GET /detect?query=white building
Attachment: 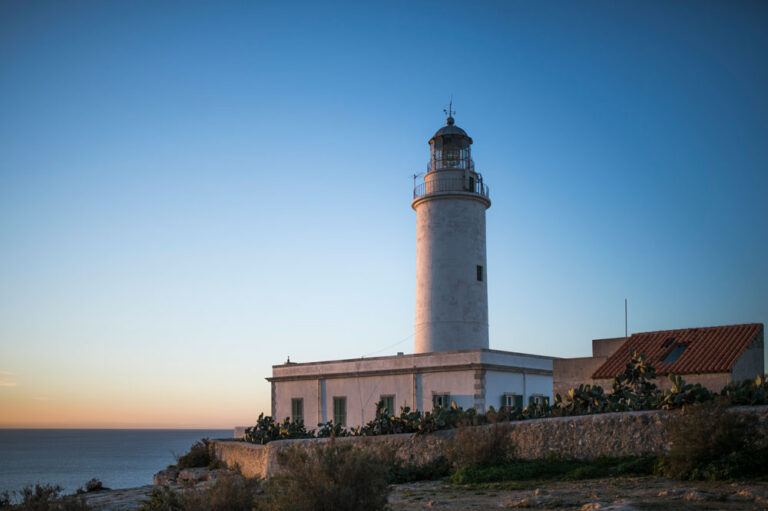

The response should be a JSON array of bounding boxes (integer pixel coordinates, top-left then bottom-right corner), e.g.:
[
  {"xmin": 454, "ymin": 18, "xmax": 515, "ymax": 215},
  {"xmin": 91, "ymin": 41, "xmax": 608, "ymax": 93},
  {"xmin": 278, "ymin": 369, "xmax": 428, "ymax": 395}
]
[{"xmin": 268, "ymin": 114, "xmax": 555, "ymax": 428}]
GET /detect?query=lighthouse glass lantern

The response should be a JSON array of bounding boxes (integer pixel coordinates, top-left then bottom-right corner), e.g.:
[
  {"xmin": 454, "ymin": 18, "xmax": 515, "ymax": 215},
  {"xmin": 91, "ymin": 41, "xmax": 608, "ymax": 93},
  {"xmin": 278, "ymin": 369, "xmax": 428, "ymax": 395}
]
[{"xmin": 429, "ymin": 117, "xmax": 472, "ymax": 171}]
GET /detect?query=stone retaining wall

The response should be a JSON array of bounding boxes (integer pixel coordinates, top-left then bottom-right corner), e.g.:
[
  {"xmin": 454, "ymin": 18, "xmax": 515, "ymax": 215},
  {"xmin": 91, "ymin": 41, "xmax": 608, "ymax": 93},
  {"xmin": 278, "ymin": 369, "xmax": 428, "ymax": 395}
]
[{"xmin": 211, "ymin": 405, "xmax": 768, "ymax": 479}]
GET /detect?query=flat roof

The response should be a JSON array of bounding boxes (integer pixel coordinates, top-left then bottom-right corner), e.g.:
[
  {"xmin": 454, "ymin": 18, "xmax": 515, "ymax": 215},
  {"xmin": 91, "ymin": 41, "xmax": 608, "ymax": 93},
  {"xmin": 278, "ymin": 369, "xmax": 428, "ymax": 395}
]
[{"xmin": 272, "ymin": 347, "xmax": 558, "ymax": 369}]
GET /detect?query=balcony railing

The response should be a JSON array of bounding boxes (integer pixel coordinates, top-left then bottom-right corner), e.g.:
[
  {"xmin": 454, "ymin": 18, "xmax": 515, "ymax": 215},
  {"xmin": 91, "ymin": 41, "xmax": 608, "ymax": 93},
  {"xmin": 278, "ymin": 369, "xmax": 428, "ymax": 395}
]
[
  {"xmin": 413, "ymin": 178, "xmax": 490, "ymax": 200},
  {"xmin": 427, "ymin": 158, "xmax": 475, "ymax": 172}
]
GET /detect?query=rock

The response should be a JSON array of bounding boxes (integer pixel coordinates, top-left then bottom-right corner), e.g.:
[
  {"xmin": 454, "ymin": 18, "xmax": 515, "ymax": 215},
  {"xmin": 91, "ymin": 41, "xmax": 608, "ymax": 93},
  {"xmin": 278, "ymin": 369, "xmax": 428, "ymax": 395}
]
[
  {"xmin": 509, "ymin": 497, "xmax": 543, "ymax": 508},
  {"xmin": 177, "ymin": 468, "xmax": 211, "ymax": 484},
  {"xmin": 727, "ymin": 492, "xmax": 753, "ymax": 502},
  {"xmin": 207, "ymin": 469, "xmax": 224, "ymax": 482},
  {"xmin": 581, "ymin": 503, "xmax": 639, "ymax": 511},
  {"xmin": 82, "ymin": 485, "xmax": 155, "ymax": 511},
  {"xmin": 684, "ymin": 491, "xmax": 715, "ymax": 502},
  {"xmin": 152, "ymin": 468, "xmax": 179, "ymax": 486},
  {"xmin": 657, "ymin": 488, "xmax": 685, "ymax": 498}
]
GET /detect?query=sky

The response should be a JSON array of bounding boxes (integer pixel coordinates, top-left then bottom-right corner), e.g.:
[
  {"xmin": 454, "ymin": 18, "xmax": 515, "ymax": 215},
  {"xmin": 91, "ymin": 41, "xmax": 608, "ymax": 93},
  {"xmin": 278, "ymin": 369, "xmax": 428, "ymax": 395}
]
[{"xmin": 1, "ymin": 1, "xmax": 766, "ymax": 428}]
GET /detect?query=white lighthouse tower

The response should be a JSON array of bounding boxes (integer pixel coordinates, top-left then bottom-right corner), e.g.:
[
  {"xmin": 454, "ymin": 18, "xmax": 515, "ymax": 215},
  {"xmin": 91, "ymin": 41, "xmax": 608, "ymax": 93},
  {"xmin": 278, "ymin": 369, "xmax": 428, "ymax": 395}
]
[
  {"xmin": 412, "ymin": 112, "xmax": 491, "ymax": 353},
  {"xmin": 267, "ymin": 113, "xmax": 555, "ymax": 428}
]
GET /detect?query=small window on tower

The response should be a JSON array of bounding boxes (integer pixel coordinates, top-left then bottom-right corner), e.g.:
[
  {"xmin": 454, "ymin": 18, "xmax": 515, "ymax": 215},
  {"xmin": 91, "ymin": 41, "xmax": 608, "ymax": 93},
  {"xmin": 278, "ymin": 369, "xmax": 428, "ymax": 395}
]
[{"xmin": 476, "ymin": 265, "xmax": 483, "ymax": 281}]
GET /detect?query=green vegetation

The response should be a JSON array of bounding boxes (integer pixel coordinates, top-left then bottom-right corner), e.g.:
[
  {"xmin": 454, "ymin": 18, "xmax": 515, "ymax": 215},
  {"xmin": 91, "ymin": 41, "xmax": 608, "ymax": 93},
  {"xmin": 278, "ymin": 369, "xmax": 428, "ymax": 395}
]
[
  {"xmin": 661, "ymin": 399, "xmax": 768, "ymax": 480},
  {"xmin": 445, "ymin": 399, "xmax": 768, "ymax": 485},
  {"xmin": 0, "ymin": 484, "xmax": 91, "ymax": 511},
  {"xmin": 450, "ymin": 455, "xmax": 657, "ymax": 484},
  {"xmin": 74, "ymin": 479, "xmax": 104, "ymax": 495},
  {"xmin": 386, "ymin": 456, "xmax": 452, "ymax": 484},
  {"xmin": 174, "ymin": 439, "xmax": 223, "ymax": 470},
  {"xmin": 244, "ymin": 415, "xmax": 313, "ymax": 445},
  {"xmin": 244, "ymin": 351, "xmax": 768, "ymax": 444},
  {"xmin": 142, "ymin": 440, "xmax": 390, "ymax": 511}
]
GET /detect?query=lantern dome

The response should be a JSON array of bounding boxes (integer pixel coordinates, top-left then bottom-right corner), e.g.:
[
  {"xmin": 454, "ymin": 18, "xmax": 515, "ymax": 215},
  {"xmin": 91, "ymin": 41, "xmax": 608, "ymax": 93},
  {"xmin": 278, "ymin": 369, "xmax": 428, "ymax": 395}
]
[{"xmin": 429, "ymin": 117, "xmax": 472, "ymax": 143}]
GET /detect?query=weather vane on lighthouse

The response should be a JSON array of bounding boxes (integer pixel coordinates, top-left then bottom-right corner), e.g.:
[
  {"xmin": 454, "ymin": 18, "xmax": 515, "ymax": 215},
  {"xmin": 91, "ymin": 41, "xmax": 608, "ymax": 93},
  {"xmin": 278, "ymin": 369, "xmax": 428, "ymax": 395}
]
[{"xmin": 443, "ymin": 96, "xmax": 455, "ymax": 122}]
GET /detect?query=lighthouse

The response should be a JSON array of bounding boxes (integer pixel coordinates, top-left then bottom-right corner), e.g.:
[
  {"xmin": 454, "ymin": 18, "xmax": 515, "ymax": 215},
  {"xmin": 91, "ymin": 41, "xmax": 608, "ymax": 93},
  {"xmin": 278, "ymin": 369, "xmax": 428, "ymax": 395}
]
[
  {"xmin": 412, "ymin": 113, "xmax": 491, "ymax": 353},
  {"xmin": 267, "ymin": 113, "xmax": 554, "ymax": 428}
]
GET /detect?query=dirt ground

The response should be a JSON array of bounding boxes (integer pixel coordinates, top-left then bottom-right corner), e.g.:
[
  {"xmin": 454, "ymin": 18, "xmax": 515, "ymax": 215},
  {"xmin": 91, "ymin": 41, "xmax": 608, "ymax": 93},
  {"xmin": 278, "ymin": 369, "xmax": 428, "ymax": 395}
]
[
  {"xmin": 387, "ymin": 477, "xmax": 768, "ymax": 510},
  {"xmin": 83, "ymin": 477, "xmax": 768, "ymax": 510}
]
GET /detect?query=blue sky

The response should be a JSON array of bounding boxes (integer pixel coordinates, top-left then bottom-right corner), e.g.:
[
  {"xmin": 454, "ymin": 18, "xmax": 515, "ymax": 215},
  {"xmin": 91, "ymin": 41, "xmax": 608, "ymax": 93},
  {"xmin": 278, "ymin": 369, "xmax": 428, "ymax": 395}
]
[{"xmin": 1, "ymin": 1, "xmax": 766, "ymax": 427}]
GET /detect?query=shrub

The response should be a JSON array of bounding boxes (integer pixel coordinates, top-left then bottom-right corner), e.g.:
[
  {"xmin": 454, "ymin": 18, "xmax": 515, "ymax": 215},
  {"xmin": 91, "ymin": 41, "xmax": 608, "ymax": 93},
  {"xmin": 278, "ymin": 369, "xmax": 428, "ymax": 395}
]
[
  {"xmin": 659, "ymin": 374, "xmax": 713, "ymax": 410},
  {"xmin": 3, "ymin": 484, "xmax": 91, "ymax": 511},
  {"xmin": 139, "ymin": 473, "xmax": 261, "ymax": 511},
  {"xmin": 445, "ymin": 424, "xmax": 515, "ymax": 470},
  {"xmin": 450, "ymin": 455, "xmax": 657, "ymax": 484},
  {"xmin": 245, "ymin": 414, "xmax": 314, "ymax": 444},
  {"xmin": 264, "ymin": 439, "xmax": 389, "ymax": 511},
  {"xmin": 83, "ymin": 479, "xmax": 102, "ymax": 493},
  {"xmin": 180, "ymin": 473, "xmax": 261, "ymax": 511},
  {"xmin": 315, "ymin": 420, "xmax": 350, "ymax": 438},
  {"xmin": 139, "ymin": 487, "xmax": 183, "ymax": 511},
  {"xmin": 387, "ymin": 456, "xmax": 452, "ymax": 483},
  {"xmin": 663, "ymin": 399, "xmax": 768, "ymax": 480},
  {"xmin": 176, "ymin": 439, "xmax": 212, "ymax": 469},
  {"xmin": 371, "ymin": 443, "xmax": 451, "ymax": 483},
  {"xmin": 721, "ymin": 375, "xmax": 768, "ymax": 405}
]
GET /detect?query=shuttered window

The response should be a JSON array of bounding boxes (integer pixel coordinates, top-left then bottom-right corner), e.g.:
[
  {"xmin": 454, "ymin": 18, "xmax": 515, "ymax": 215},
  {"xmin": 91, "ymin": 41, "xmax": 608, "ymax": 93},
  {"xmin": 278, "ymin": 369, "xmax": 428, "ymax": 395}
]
[
  {"xmin": 333, "ymin": 397, "xmax": 346, "ymax": 426},
  {"xmin": 502, "ymin": 394, "xmax": 523, "ymax": 409},
  {"xmin": 380, "ymin": 395, "xmax": 395, "ymax": 415},
  {"xmin": 291, "ymin": 398, "xmax": 303, "ymax": 423}
]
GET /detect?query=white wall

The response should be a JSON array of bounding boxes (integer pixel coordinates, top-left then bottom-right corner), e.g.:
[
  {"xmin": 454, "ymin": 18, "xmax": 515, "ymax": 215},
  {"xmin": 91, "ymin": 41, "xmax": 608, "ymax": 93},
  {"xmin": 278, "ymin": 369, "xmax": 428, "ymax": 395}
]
[
  {"xmin": 420, "ymin": 369, "xmax": 476, "ymax": 410},
  {"xmin": 271, "ymin": 350, "xmax": 555, "ymax": 428},
  {"xmin": 485, "ymin": 370, "xmax": 553, "ymax": 410},
  {"xmin": 414, "ymin": 193, "xmax": 489, "ymax": 353}
]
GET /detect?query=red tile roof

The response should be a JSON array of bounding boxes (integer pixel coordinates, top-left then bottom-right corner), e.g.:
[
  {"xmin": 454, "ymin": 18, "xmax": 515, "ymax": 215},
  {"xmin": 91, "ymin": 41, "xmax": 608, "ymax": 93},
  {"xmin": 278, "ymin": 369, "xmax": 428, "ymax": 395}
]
[{"xmin": 592, "ymin": 323, "xmax": 764, "ymax": 379}]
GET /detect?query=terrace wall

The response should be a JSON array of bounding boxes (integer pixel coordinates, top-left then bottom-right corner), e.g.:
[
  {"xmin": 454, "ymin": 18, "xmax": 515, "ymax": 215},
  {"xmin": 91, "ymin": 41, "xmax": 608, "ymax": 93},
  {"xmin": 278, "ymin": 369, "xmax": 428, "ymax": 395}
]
[{"xmin": 211, "ymin": 405, "xmax": 768, "ymax": 479}]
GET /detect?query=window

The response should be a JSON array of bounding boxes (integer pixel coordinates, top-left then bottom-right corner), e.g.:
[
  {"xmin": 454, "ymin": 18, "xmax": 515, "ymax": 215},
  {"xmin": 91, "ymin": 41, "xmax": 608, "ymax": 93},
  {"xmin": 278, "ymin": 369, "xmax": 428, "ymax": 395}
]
[
  {"xmin": 380, "ymin": 395, "xmax": 395, "ymax": 416},
  {"xmin": 662, "ymin": 344, "xmax": 687, "ymax": 364},
  {"xmin": 502, "ymin": 394, "xmax": 523, "ymax": 409},
  {"xmin": 476, "ymin": 265, "xmax": 483, "ymax": 282},
  {"xmin": 432, "ymin": 393, "xmax": 451, "ymax": 409},
  {"xmin": 291, "ymin": 398, "xmax": 303, "ymax": 423},
  {"xmin": 333, "ymin": 397, "xmax": 347, "ymax": 426},
  {"xmin": 529, "ymin": 395, "xmax": 549, "ymax": 406}
]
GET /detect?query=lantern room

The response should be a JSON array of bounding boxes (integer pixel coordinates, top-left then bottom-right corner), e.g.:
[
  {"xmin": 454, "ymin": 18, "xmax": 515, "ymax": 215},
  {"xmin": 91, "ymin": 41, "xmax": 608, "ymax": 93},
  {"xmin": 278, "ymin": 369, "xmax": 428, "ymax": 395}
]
[{"xmin": 428, "ymin": 116, "xmax": 474, "ymax": 172}]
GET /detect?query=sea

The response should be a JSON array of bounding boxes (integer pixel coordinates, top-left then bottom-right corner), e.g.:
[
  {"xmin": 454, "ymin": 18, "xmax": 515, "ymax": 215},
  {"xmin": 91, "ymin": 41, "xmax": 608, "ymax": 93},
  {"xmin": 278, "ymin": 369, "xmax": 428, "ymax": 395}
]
[{"xmin": 0, "ymin": 429, "xmax": 231, "ymax": 495}]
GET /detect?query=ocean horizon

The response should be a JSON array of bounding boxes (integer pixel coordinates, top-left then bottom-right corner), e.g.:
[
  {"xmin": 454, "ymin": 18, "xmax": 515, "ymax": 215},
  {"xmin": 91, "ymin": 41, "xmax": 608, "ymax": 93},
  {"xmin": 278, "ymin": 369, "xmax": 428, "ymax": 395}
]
[{"xmin": 0, "ymin": 428, "xmax": 232, "ymax": 495}]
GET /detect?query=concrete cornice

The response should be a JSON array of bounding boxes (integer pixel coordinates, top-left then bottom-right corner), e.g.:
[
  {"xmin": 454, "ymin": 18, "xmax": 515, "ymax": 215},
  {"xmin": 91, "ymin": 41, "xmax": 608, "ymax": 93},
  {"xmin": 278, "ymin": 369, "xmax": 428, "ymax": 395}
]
[
  {"xmin": 411, "ymin": 191, "xmax": 491, "ymax": 210},
  {"xmin": 272, "ymin": 348, "xmax": 557, "ymax": 370},
  {"xmin": 266, "ymin": 362, "xmax": 553, "ymax": 383}
]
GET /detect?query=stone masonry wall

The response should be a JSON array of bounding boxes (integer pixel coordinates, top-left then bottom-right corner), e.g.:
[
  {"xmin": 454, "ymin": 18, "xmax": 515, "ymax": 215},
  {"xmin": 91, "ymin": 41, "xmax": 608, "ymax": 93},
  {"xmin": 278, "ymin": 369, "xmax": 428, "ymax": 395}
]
[{"xmin": 211, "ymin": 405, "xmax": 768, "ymax": 479}]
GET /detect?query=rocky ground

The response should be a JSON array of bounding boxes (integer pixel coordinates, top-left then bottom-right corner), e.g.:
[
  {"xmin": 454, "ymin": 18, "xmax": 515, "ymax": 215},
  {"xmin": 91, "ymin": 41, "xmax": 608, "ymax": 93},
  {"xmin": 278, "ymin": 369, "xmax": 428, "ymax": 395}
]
[
  {"xmin": 81, "ymin": 485, "xmax": 154, "ymax": 511},
  {"xmin": 388, "ymin": 477, "xmax": 768, "ymax": 510},
  {"xmin": 81, "ymin": 475, "xmax": 768, "ymax": 510}
]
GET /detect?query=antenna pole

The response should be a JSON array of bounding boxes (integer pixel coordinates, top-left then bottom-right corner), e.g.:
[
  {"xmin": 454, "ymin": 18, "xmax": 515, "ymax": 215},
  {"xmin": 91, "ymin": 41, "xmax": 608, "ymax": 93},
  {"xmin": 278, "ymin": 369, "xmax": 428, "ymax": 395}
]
[{"xmin": 624, "ymin": 298, "xmax": 628, "ymax": 342}]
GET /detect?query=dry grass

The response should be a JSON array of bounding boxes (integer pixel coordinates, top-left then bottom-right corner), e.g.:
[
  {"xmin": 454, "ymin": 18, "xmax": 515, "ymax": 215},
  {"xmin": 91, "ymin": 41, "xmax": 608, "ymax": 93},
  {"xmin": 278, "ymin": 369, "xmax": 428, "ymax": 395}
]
[
  {"xmin": 264, "ymin": 438, "xmax": 390, "ymax": 511},
  {"xmin": 445, "ymin": 424, "xmax": 516, "ymax": 470}
]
